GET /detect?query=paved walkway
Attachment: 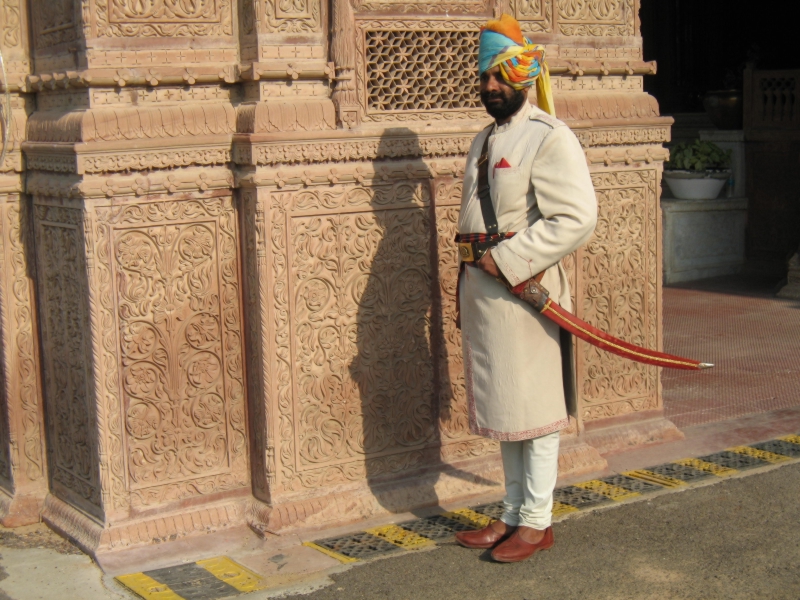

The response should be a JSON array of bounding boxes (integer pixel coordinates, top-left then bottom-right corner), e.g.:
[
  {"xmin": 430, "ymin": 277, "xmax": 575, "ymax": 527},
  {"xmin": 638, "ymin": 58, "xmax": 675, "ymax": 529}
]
[
  {"xmin": 284, "ymin": 462, "xmax": 800, "ymax": 600},
  {"xmin": 663, "ymin": 274, "xmax": 800, "ymax": 428}
]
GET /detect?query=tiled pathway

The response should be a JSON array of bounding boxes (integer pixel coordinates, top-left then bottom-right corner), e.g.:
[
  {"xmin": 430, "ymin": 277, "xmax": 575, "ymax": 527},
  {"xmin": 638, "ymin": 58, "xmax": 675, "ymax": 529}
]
[{"xmin": 663, "ymin": 275, "xmax": 800, "ymax": 428}]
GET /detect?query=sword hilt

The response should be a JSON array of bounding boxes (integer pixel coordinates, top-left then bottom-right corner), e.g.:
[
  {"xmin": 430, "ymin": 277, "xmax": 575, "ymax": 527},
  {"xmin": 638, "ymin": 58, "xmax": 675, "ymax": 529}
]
[{"xmin": 506, "ymin": 277, "xmax": 551, "ymax": 312}]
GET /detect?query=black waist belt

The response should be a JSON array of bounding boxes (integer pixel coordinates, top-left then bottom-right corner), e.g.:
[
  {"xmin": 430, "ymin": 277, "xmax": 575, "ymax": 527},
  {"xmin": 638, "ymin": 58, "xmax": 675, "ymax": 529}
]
[{"xmin": 454, "ymin": 232, "xmax": 516, "ymax": 262}]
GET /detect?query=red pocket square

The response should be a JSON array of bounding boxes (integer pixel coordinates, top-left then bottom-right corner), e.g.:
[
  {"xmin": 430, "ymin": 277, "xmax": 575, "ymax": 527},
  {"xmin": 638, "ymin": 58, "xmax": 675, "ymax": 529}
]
[{"xmin": 493, "ymin": 157, "xmax": 512, "ymax": 177}]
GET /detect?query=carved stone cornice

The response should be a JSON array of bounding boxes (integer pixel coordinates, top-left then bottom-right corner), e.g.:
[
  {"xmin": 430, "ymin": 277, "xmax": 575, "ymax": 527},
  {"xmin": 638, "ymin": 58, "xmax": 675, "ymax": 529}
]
[
  {"xmin": 549, "ymin": 60, "xmax": 656, "ymax": 77},
  {"xmin": 571, "ymin": 122, "xmax": 672, "ymax": 148},
  {"xmin": 9, "ymin": 60, "xmax": 653, "ymax": 95},
  {"xmin": 585, "ymin": 146, "xmax": 669, "ymax": 167},
  {"xmin": 234, "ymin": 143, "xmax": 668, "ymax": 190},
  {"xmin": 555, "ymin": 92, "xmax": 661, "ymax": 122},
  {"xmin": 236, "ymin": 159, "xmax": 467, "ymax": 190},
  {"xmin": 355, "ymin": 0, "xmax": 492, "ymax": 15},
  {"xmin": 14, "ymin": 61, "xmax": 333, "ymax": 94},
  {"xmin": 24, "ymin": 137, "xmax": 233, "ymax": 175},
  {"xmin": 26, "ymin": 105, "xmax": 236, "ymax": 144},
  {"xmin": 234, "ymin": 128, "xmax": 484, "ymax": 166},
  {"xmin": 26, "ymin": 166, "xmax": 234, "ymax": 199},
  {"xmin": 23, "ymin": 115, "xmax": 671, "ymax": 175}
]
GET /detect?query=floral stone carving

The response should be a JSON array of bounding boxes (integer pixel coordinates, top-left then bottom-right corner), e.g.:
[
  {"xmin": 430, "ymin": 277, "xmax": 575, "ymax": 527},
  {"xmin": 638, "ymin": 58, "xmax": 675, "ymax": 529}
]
[{"xmin": 32, "ymin": 194, "xmax": 249, "ymax": 551}]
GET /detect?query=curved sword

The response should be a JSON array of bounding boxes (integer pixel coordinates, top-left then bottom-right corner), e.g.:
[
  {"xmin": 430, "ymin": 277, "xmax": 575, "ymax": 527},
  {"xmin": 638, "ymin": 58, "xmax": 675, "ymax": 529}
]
[{"xmin": 508, "ymin": 277, "xmax": 713, "ymax": 371}]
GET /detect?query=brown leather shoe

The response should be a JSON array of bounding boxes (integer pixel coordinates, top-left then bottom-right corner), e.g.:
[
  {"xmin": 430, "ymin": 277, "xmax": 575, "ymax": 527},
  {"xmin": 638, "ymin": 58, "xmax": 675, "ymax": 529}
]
[
  {"xmin": 490, "ymin": 526, "xmax": 554, "ymax": 562},
  {"xmin": 455, "ymin": 522, "xmax": 516, "ymax": 549}
]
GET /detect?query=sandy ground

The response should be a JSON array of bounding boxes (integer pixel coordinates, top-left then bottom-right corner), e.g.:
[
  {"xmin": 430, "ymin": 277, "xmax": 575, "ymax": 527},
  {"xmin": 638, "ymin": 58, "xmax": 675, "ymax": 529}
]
[{"xmin": 0, "ymin": 525, "xmax": 129, "ymax": 600}]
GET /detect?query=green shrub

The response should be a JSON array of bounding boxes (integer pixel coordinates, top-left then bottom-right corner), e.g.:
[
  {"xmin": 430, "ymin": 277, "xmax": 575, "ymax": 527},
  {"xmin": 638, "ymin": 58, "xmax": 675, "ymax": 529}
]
[{"xmin": 666, "ymin": 140, "xmax": 732, "ymax": 172}]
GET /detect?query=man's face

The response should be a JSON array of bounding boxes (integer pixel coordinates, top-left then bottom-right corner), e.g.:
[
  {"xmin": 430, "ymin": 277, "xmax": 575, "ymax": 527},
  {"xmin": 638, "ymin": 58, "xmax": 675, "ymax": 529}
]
[{"xmin": 480, "ymin": 66, "xmax": 526, "ymax": 120}]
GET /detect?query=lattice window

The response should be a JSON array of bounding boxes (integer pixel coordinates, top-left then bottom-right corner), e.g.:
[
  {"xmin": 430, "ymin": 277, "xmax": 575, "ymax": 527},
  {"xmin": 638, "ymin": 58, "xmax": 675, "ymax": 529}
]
[{"xmin": 365, "ymin": 30, "xmax": 482, "ymax": 112}]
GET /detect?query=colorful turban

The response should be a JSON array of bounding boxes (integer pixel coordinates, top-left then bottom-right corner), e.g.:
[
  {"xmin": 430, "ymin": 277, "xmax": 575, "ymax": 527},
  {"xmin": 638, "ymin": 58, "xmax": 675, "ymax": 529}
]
[{"xmin": 478, "ymin": 14, "xmax": 555, "ymax": 116}]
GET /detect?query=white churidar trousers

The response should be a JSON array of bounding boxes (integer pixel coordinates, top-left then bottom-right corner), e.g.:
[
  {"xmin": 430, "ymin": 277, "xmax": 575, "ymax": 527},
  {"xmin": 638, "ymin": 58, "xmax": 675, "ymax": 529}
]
[{"xmin": 499, "ymin": 431, "xmax": 560, "ymax": 529}]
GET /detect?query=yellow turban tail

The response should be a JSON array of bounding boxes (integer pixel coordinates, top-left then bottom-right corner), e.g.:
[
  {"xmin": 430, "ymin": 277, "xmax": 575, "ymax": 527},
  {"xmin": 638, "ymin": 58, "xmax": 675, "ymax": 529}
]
[{"xmin": 535, "ymin": 63, "xmax": 555, "ymax": 117}]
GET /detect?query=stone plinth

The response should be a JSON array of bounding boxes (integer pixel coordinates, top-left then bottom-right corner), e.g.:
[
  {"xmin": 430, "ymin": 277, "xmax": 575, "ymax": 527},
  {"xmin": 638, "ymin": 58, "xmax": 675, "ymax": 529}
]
[{"xmin": 662, "ymin": 197, "xmax": 748, "ymax": 284}]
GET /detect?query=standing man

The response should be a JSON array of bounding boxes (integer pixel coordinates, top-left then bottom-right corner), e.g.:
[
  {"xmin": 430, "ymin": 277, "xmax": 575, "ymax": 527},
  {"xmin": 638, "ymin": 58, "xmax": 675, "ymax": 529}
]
[{"xmin": 454, "ymin": 14, "xmax": 597, "ymax": 563}]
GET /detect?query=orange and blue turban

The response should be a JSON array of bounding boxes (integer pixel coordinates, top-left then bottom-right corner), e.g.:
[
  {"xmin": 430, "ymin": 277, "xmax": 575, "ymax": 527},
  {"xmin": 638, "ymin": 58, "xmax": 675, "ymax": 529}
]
[{"xmin": 478, "ymin": 14, "xmax": 555, "ymax": 116}]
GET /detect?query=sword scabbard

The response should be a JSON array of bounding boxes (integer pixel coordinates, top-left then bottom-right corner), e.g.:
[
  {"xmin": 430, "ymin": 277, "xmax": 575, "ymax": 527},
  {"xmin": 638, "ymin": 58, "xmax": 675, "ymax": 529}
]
[{"xmin": 501, "ymin": 273, "xmax": 711, "ymax": 371}]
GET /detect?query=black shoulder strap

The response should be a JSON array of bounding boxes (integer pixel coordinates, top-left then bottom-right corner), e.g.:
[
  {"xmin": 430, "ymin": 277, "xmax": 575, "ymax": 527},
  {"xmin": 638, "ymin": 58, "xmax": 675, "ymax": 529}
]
[{"xmin": 477, "ymin": 129, "xmax": 499, "ymax": 235}]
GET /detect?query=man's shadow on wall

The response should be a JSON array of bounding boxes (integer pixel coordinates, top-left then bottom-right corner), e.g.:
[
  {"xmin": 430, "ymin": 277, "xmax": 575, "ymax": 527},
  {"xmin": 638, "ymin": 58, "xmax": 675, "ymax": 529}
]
[{"xmin": 348, "ymin": 128, "xmax": 499, "ymax": 515}]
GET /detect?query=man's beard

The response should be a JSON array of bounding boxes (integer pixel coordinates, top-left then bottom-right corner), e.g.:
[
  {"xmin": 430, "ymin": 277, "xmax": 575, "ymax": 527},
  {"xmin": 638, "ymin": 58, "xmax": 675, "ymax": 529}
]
[{"xmin": 481, "ymin": 88, "xmax": 527, "ymax": 120}]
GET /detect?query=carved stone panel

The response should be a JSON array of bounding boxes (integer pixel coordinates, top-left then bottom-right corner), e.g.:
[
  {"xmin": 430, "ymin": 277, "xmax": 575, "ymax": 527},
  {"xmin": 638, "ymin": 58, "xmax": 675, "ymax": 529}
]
[
  {"xmin": 432, "ymin": 178, "xmax": 468, "ymax": 441},
  {"xmin": 2, "ymin": 0, "xmax": 24, "ymax": 49},
  {"xmin": 96, "ymin": 0, "xmax": 233, "ymax": 37},
  {"xmin": 511, "ymin": 0, "xmax": 554, "ymax": 33},
  {"xmin": 577, "ymin": 169, "xmax": 659, "ymax": 421},
  {"xmin": 240, "ymin": 188, "xmax": 272, "ymax": 501},
  {"xmin": 33, "ymin": 203, "xmax": 102, "ymax": 517},
  {"xmin": 95, "ymin": 196, "xmax": 249, "ymax": 509},
  {"xmin": 261, "ymin": 0, "xmax": 321, "ymax": 33},
  {"xmin": 0, "ymin": 201, "xmax": 10, "ymax": 485},
  {"xmin": 0, "ymin": 198, "xmax": 47, "ymax": 515},
  {"xmin": 355, "ymin": 0, "xmax": 491, "ymax": 16},
  {"xmin": 261, "ymin": 179, "xmax": 445, "ymax": 493},
  {"xmin": 556, "ymin": 0, "xmax": 636, "ymax": 37}
]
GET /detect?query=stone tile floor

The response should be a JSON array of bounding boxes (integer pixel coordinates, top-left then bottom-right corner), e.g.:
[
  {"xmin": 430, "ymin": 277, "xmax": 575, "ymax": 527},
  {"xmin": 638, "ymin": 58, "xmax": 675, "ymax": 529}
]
[{"xmin": 663, "ymin": 274, "xmax": 800, "ymax": 428}]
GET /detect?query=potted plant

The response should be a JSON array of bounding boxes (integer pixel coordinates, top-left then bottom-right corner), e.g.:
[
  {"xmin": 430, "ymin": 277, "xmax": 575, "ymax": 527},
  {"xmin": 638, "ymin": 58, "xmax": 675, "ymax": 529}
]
[{"xmin": 663, "ymin": 140, "xmax": 732, "ymax": 200}]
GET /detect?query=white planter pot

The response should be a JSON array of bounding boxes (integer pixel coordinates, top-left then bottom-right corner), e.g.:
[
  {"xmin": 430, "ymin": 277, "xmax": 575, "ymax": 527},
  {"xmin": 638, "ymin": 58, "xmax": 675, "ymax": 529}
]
[{"xmin": 663, "ymin": 170, "xmax": 729, "ymax": 200}]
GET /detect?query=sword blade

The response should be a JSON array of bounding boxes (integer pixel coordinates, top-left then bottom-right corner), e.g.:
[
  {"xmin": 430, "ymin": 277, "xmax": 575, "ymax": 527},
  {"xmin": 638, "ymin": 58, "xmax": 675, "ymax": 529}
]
[{"xmin": 541, "ymin": 300, "xmax": 711, "ymax": 371}]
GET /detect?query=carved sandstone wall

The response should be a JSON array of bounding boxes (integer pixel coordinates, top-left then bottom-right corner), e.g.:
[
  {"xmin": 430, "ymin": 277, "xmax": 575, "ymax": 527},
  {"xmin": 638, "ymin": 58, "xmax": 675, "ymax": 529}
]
[{"xmin": 0, "ymin": 0, "xmax": 676, "ymax": 552}]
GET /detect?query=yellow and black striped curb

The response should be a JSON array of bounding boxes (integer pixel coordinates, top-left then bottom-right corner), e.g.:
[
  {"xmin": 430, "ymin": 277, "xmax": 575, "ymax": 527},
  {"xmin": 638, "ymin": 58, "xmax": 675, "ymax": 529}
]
[
  {"xmin": 305, "ymin": 435, "xmax": 800, "ymax": 564},
  {"xmin": 114, "ymin": 435, "xmax": 800, "ymax": 598},
  {"xmin": 116, "ymin": 556, "xmax": 268, "ymax": 600}
]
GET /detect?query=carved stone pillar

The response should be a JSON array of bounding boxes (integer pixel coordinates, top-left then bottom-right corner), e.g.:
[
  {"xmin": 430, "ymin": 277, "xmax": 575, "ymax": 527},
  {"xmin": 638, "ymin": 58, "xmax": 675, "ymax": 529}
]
[
  {"xmin": 22, "ymin": 0, "xmax": 251, "ymax": 554},
  {"xmin": 0, "ymin": 0, "xmax": 49, "ymax": 527},
  {"xmin": 238, "ymin": 133, "xmax": 512, "ymax": 533}
]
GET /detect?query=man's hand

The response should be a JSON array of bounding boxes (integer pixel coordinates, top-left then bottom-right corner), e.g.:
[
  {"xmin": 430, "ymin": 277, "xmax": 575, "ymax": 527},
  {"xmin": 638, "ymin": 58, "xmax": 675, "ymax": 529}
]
[{"xmin": 477, "ymin": 249, "xmax": 501, "ymax": 278}]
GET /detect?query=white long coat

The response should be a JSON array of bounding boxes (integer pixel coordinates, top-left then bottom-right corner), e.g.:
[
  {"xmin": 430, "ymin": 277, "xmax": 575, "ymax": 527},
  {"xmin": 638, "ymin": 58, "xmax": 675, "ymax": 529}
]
[{"xmin": 458, "ymin": 101, "xmax": 597, "ymax": 441}]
